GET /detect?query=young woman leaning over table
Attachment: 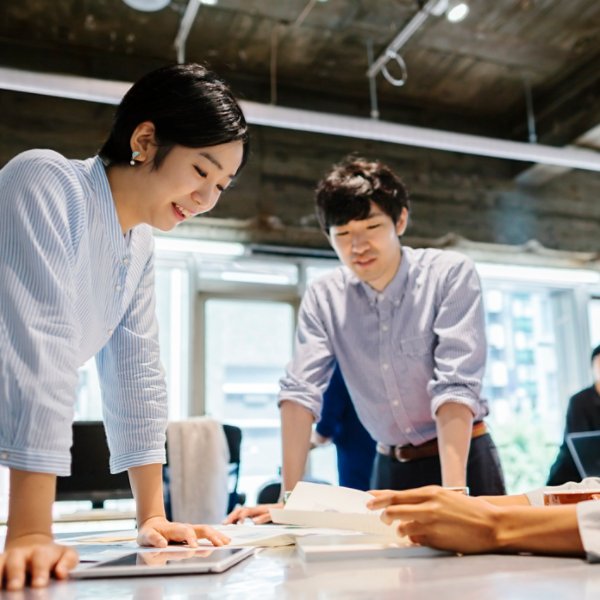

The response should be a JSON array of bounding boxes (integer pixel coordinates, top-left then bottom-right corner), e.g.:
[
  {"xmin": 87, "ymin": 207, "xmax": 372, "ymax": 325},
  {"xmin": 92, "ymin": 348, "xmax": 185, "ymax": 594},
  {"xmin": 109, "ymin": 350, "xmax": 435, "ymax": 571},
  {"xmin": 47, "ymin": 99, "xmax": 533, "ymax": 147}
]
[{"xmin": 0, "ymin": 63, "xmax": 249, "ymax": 590}]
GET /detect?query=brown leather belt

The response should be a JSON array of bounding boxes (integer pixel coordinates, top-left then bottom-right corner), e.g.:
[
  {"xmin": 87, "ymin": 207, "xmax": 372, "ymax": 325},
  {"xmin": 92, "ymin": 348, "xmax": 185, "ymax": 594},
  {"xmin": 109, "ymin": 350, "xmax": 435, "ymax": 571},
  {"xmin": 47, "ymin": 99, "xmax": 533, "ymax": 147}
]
[{"xmin": 376, "ymin": 421, "xmax": 488, "ymax": 463}]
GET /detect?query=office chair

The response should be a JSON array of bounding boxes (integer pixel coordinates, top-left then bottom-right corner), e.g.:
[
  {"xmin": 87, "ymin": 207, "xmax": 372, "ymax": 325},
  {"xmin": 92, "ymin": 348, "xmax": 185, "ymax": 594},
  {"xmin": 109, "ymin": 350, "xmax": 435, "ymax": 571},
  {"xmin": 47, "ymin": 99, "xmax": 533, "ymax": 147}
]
[
  {"xmin": 222, "ymin": 424, "xmax": 245, "ymax": 512},
  {"xmin": 163, "ymin": 423, "xmax": 244, "ymax": 519}
]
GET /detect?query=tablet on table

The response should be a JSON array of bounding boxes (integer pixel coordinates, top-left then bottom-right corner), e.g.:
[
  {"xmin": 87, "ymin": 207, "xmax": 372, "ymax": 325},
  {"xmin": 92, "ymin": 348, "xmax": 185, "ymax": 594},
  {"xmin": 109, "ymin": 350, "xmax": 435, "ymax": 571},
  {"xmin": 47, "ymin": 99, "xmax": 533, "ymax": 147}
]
[{"xmin": 70, "ymin": 546, "xmax": 255, "ymax": 579}]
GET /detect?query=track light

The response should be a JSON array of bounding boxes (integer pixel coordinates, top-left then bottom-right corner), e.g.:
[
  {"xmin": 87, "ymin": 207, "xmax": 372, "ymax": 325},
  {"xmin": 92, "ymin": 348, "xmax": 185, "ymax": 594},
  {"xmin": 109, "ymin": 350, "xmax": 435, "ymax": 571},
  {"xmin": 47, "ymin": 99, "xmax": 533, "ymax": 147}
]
[
  {"xmin": 446, "ymin": 2, "xmax": 469, "ymax": 23},
  {"xmin": 122, "ymin": 0, "xmax": 170, "ymax": 11}
]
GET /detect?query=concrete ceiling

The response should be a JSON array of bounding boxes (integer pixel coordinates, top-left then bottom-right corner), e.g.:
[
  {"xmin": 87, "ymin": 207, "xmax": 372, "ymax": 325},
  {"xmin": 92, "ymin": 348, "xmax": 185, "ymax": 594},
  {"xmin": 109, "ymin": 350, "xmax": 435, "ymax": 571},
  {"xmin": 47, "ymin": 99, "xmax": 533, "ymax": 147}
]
[
  {"xmin": 2, "ymin": 0, "xmax": 599, "ymax": 143},
  {"xmin": 1, "ymin": 0, "xmax": 599, "ymax": 255}
]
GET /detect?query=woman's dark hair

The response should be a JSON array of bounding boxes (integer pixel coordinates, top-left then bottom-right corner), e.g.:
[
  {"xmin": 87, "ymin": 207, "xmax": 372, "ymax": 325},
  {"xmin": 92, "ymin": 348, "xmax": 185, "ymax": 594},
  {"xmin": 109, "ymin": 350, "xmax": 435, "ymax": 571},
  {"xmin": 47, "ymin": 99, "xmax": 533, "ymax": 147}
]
[
  {"xmin": 99, "ymin": 63, "xmax": 249, "ymax": 171},
  {"xmin": 592, "ymin": 345, "xmax": 600, "ymax": 363},
  {"xmin": 315, "ymin": 156, "xmax": 410, "ymax": 233}
]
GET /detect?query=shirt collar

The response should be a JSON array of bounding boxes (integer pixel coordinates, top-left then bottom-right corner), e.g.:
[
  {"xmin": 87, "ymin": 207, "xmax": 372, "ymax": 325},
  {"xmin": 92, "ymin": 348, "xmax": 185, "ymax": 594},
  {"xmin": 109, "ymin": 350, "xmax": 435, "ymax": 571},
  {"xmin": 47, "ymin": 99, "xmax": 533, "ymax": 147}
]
[
  {"xmin": 90, "ymin": 155, "xmax": 133, "ymax": 257},
  {"xmin": 358, "ymin": 246, "xmax": 411, "ymax": 306}
]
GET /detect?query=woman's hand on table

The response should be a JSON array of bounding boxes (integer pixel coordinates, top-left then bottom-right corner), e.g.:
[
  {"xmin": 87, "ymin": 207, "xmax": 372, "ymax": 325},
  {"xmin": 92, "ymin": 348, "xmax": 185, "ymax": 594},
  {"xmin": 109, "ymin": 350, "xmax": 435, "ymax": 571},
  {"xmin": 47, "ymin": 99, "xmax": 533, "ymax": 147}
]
[
  {"xmin": 137, "ymin": 516, "xmax": 230, "ymax": 548},
  {"xmin": 1, "ymin": 533, "xmax": 79, "ymax": 590}
]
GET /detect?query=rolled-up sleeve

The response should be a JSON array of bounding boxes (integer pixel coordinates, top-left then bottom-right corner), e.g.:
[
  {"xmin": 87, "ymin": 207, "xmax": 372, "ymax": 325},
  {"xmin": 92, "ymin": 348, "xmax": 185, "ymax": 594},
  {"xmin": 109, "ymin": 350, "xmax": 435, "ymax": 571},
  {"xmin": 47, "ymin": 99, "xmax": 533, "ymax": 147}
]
[
  {"xmin": 0, "ymin": 154, "xmax": 83, "ymax": 476},
  {"xmin": 428, "ymin": 256, "xmax": 488, "ymax": 420},
  {"xmin": 96, "ymin": 248, "xmax": 168, "ymax": 474},
  {"xmin": 278, "ymin": 285, "xmax": 335, "ymax": 421}
]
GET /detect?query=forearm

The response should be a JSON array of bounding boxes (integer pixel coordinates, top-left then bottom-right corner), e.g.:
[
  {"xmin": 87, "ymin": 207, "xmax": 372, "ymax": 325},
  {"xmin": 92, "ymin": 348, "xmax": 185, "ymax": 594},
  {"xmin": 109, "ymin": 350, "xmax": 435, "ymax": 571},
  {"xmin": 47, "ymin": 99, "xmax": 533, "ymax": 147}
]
[
  {"xmin": 6, "ymin": 469, "xmax": 55, "ymax": 542},
  {"xmin": 128, "ymin": 463, "xmax": 166, "ymax": 524},
  {"xmin": 280, "ymin": 400, "xmax": 314, "ymax": 494},
  {"xmin": 435, "ymin": 402, "xmax": 473, "ymax": 487},
  {"xmin": 483, "ymin": 494, "xmax": 531, "ymax": 506},
  {"xmin": 495, "ymin": 505, "xmax": 583, "ymax": 555}
]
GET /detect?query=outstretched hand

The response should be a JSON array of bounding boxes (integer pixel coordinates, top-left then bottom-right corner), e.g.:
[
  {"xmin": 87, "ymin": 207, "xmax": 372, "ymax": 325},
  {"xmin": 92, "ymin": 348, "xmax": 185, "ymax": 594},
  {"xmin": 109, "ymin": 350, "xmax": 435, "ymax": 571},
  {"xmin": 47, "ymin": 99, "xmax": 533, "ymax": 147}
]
[
  {"xmin": 367, "ymin": 486, "xmax": 502, "ymax": 554},
  {"xmin": 137, "ymin": 516, "xmax": 230, "ymax": 548}
]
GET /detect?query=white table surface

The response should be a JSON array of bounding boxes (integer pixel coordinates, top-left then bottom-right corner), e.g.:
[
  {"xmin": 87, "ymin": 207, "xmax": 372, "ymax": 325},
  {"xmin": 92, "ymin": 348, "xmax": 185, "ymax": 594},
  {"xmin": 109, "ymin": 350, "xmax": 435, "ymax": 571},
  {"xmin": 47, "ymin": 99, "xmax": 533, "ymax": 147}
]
[{"xmin": 2, "ymin": 546, "xmax": 599, "ymax": 600}]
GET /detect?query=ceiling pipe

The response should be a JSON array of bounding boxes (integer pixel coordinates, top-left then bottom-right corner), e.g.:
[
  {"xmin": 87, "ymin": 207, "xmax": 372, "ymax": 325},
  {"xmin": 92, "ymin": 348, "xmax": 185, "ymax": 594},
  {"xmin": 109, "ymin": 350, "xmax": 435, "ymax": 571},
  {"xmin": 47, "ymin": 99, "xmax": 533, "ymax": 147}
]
[
  {"xmin": 1, "ymin": 66, "xmax": 599, "ymax": 172},
  {"xmin": 366, "ymin": 0, "xmax": 444, "ymax": 80}
]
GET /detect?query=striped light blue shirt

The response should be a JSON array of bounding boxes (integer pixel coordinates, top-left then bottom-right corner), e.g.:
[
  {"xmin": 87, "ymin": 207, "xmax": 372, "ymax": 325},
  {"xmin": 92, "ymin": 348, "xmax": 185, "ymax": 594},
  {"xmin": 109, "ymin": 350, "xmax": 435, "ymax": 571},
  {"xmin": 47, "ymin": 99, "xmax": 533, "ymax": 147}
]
[
  {"xmin": 0, "ymin": 149, "xmax": 167, "ymax": 476},
  {"xmin": 279, "ymin": 247, "xmax": 489, "ymax": 446}
]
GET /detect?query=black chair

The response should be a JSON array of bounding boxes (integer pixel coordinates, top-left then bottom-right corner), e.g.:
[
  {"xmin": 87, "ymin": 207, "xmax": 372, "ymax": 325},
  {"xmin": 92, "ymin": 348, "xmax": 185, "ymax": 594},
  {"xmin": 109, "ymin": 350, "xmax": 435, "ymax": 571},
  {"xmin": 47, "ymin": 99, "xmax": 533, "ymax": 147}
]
[
  {"xmin": 163, "ymin": 423, "xmax": 244, "ymax": 519},
  {"xmin": 222, "ymin": 424, "xmax": 245, "ymax": 512}
]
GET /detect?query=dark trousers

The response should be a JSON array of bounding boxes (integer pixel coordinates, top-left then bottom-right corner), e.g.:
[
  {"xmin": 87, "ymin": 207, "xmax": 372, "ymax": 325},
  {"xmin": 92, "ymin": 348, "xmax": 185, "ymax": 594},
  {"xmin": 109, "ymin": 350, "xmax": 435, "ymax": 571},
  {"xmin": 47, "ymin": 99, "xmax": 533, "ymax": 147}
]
[{"xmin": 371, "ymin": 433, "xmax": 506, "ymax": 496}]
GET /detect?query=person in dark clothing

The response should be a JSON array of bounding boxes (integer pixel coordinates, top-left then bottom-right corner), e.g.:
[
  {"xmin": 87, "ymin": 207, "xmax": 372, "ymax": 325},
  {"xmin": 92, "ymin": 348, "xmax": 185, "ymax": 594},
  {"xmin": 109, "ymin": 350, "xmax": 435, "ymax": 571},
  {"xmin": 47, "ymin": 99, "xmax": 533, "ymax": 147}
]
[
  {"xmin": 547, "ymin": 344, "xmax": 600, "ymax": 485},
  {"xmin": 311, "ymin": 365, "xmax": 376, "ymax": 490}
]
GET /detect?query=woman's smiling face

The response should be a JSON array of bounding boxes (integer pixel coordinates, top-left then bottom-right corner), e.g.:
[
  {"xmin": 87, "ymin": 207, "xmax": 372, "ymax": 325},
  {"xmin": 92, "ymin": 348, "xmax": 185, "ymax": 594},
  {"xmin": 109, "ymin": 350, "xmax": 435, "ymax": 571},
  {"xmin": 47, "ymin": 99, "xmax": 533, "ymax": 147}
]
[{"xmin": 138, "ymin": 139, "xmax": 244, "ymax": 232}]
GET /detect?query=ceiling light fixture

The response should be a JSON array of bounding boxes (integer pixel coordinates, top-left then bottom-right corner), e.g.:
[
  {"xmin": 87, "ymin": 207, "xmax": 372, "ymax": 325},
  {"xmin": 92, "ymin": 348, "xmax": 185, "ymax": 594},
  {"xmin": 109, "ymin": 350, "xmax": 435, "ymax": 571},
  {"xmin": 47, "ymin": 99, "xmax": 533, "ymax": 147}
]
[
  {"xmin": 121, "ymin": 0, "xmax": 171, "ymax": 12},
  {"xmin": 1, "ymin": 66, "xmax": 599, "ymax": 172},
  {"xmin": 446, "ymin": 2, "xmax": 469, "ymax": 23}
]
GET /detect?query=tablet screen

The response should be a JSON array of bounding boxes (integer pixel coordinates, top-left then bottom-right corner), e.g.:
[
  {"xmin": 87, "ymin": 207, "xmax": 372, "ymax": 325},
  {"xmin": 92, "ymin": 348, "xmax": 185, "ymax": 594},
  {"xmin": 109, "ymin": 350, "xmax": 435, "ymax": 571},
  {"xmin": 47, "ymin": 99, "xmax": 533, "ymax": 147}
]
[{"xmin": 71, "ymin": 547, "xmax": 254, "ymax": 578}]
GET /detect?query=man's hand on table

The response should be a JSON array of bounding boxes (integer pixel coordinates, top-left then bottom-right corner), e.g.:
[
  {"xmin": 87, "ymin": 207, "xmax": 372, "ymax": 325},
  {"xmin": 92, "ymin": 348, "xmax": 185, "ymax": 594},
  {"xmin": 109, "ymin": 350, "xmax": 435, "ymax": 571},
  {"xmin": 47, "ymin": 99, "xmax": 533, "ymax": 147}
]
[{"xmin": 223, "ymin": 504, "xmax": 282, "ymax": 525}]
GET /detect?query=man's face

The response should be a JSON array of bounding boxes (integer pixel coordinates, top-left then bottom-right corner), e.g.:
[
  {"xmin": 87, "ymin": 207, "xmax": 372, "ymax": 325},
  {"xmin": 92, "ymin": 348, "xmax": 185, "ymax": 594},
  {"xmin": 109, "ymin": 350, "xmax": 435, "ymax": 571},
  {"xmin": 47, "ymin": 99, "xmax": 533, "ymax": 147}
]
[
  {"xmin": 593, "ymin": 355, "xmax": 600, "ymax": 383},
  {"xmin": 328, "ymin": 201, "xmax": 408, "ymax": 292}
]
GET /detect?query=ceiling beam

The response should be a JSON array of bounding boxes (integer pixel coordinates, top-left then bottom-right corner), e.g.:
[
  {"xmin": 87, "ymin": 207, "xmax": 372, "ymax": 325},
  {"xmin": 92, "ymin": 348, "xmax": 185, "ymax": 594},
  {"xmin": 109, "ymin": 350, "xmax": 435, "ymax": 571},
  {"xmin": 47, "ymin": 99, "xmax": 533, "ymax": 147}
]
[{"xmin": 1, "ymin": 66, "xmax": 600, "ymax": 172}]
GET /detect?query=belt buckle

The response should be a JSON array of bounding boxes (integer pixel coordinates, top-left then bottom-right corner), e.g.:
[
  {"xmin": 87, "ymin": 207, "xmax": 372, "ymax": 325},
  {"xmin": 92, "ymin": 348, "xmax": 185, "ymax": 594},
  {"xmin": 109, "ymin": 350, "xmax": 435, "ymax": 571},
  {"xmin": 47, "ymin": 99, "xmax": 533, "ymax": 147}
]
[{"xmin": 393, "ymin": 446, "xmax": 411, "ymax": 463}]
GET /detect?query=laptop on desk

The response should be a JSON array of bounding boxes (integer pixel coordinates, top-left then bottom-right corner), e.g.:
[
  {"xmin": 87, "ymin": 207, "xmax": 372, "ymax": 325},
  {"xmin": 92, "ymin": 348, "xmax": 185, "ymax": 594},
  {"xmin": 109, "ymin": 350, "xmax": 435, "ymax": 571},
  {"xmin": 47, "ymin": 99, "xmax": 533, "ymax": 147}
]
[{"xmin": 566, "ymin": 431, "xmax": 600, "ymax": 478}]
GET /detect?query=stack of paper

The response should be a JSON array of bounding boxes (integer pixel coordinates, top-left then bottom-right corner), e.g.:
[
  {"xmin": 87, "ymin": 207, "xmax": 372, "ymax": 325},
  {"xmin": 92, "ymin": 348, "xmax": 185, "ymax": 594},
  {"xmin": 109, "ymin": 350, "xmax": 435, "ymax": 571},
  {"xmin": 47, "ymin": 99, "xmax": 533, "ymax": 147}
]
[{"xmin": 269, "ymin": 482, "xmax": 399, "ymax": 539}]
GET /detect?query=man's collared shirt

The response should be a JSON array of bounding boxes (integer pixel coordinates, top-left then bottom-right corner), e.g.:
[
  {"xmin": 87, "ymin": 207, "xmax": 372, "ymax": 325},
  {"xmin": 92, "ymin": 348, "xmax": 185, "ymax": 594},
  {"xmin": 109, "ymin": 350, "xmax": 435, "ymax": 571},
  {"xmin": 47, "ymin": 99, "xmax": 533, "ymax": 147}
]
[{"xmin": 279, "ymin": 246, "xmax": 489, "ymax": 446}]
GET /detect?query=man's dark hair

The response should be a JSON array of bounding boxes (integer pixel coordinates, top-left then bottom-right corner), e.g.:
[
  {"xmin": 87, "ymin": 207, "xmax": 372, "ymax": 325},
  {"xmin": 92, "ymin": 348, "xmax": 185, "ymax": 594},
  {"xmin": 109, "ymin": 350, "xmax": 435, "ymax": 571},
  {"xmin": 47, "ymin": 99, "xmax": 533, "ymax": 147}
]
[
  {"xmin": 99, "ymin": 63, "xmax": 249, "ymax": 171},
  {"xmin": 592, "ymin": 344, "xmax": 600, "ymax": 362},
  {"xmin": 315, "ymin": 156, "xmax": 410, "ymax": 233}
]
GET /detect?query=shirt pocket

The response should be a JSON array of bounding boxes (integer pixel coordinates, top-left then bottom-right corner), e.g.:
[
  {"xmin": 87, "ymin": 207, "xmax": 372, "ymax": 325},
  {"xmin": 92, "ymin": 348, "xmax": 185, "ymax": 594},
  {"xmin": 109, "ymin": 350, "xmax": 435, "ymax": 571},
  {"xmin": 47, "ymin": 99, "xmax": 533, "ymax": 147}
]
[{"xmin": 398, "ymin": 334, "xmax": 434, "ymax": 357}]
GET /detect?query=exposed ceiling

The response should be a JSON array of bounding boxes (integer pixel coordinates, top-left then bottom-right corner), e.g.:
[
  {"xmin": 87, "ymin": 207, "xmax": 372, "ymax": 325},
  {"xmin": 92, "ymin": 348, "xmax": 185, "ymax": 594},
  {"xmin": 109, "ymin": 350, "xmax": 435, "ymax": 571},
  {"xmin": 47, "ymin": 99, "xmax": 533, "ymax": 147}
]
[
  {"xmin": 2, "ymin": 0, "xmax": 599, "ymax": 144},
  {"xmin": 1, "ymin": 0, "xmax": 599, "ymax": 254}
]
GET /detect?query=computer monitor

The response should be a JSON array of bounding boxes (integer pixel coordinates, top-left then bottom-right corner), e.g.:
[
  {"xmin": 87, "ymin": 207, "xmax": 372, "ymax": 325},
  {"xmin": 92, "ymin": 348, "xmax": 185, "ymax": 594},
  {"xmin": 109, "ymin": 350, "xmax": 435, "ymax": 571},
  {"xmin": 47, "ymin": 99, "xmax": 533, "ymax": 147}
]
[
  {"xmin": 56, "ymin": 421, "xmax": 132, "ymax": 509},
  {"xmin": 566, "ymin": 431, "xmax": 600, "ymax": 479}
]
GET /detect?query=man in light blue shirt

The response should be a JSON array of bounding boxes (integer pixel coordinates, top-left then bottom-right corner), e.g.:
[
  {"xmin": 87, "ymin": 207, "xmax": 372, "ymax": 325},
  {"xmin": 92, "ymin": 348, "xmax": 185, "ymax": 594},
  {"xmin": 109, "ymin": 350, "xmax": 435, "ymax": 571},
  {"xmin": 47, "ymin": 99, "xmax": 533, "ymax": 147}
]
[
  {"xmin": 277, "ymin": 155, "xmax": 505, "ymax": 499},
  {"xmin": 227, "ymin": 156, "xmax": 504, "ymax": 524}
]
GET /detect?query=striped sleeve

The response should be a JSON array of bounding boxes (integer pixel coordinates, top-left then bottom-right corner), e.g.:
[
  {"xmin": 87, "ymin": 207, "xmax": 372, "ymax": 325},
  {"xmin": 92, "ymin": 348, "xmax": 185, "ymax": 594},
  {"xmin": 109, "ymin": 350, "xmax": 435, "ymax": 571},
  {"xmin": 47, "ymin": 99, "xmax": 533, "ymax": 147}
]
[
  {"xmin": 428, "ymin": 254, "xmax": 488, "ymax": 419},
  {"xmin": 96, "ymin": 244, "xmax": 168, "ymax": 474},
  {"xmin": 0, "ymin": 151, "xmax": 85, "ymax": 475}
]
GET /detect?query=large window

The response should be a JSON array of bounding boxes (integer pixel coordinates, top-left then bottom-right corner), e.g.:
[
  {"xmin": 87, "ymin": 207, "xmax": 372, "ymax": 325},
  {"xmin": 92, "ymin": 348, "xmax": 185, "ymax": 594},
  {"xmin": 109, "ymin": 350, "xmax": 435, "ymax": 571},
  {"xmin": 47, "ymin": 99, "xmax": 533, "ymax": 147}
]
[
  {"xmin": 68, "ymin": 237, "xmax": 600, "ymax": 503},
  {"xmin": 202, "ymin": 298, "xmax": 295, "ymax": 503},
  {"xmin": 589, "ymin": 297, "xmax": 600, "ymax": 346},
  {"xmin": 477, "ymin": 264, "xmax": 598, "ymax": 493}
]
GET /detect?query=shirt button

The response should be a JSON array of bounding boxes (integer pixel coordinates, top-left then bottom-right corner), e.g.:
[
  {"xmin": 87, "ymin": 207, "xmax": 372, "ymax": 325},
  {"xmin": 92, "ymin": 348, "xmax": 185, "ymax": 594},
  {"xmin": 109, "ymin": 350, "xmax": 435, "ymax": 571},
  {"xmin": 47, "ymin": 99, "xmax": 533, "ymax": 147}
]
[
  {"xmin": 382, "ymin": 363, "xmax": 389, "ymax": 370},
  {"xmin": 394, "ymin": 300, "xmax": 400, "ymax": 306},
  {"xmin": 115, "ymin": 284, "xmax": 122, "ymax": 292},
  {"xmin": 107, "ymin": 328, "xmax": 114, "ymax": 335},
  {"xmin": 123, "ymin": 258, "xmax": 130, "ymax": 266},
  {"xmin": 392, "ymin": 401, "xmax": 399, "ymax": 407},
  {"xmin": 382, "ymin": 325, "xmax": 389, "ymax": 332},
  {"xmin": 404, "ymin": 427, "xmax": 411, "ymax": 434},
  {"xmin": 378, "ymin": 294, "xmax": 385, "ymax": 301},
  {"xmin": 0, "ymin": 451, "xmax": 9, "ymax": 460}
]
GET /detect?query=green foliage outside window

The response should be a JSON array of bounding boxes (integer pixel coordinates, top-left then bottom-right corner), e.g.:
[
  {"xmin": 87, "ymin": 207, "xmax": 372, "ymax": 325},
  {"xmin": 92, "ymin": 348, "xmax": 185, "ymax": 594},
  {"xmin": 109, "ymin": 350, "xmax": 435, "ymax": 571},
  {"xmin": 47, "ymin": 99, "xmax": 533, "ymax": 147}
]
[{"xmin": 492, "ymin": 420, "xmax": 559, "ymax": 495}]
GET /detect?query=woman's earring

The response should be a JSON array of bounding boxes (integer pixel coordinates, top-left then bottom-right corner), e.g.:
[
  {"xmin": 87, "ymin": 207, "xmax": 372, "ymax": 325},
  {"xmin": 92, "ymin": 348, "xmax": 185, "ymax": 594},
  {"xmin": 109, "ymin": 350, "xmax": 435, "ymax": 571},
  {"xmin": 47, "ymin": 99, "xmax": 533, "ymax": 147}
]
[{"xmin": 130, "ymin": 151, "xmax": 141, "ymax": 166}]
